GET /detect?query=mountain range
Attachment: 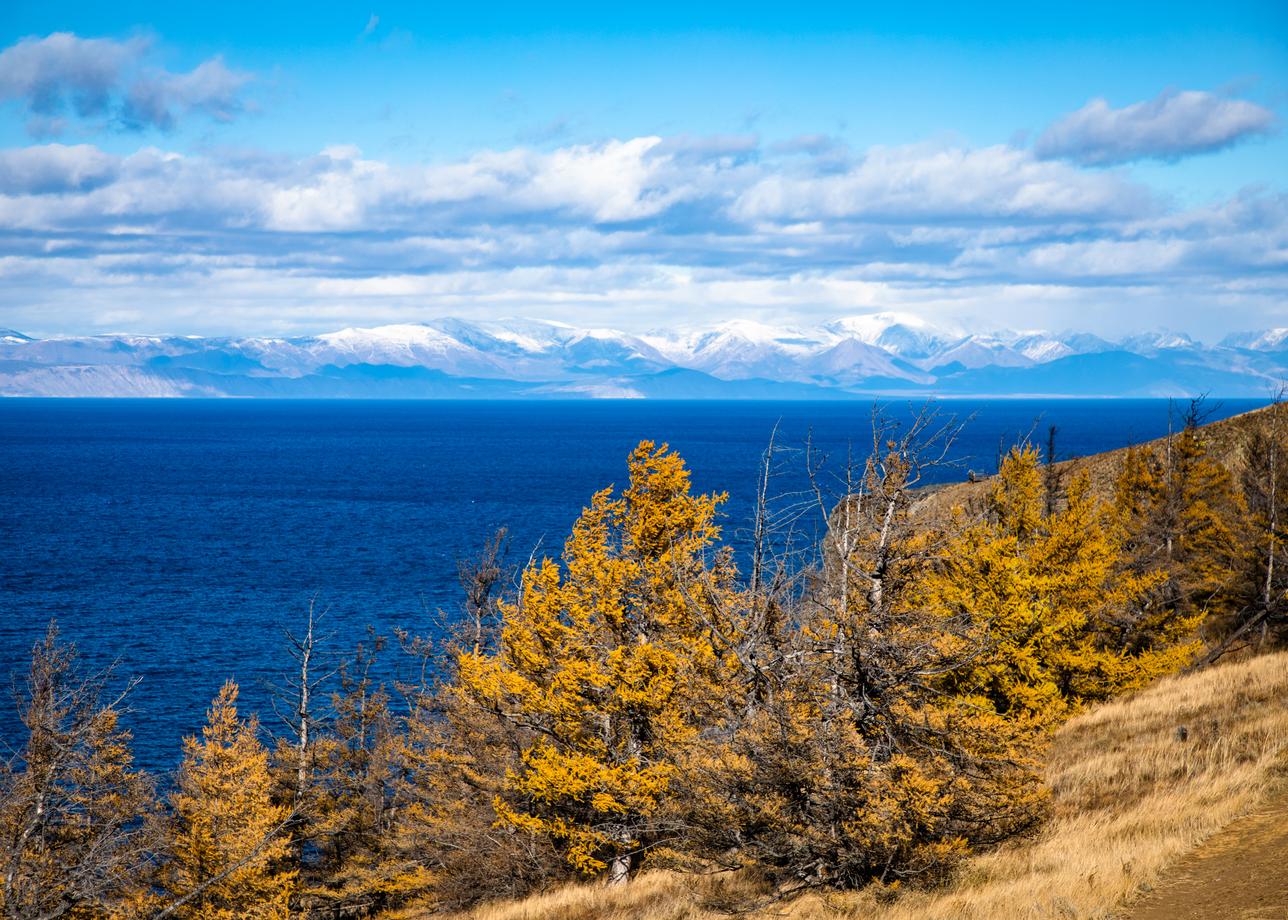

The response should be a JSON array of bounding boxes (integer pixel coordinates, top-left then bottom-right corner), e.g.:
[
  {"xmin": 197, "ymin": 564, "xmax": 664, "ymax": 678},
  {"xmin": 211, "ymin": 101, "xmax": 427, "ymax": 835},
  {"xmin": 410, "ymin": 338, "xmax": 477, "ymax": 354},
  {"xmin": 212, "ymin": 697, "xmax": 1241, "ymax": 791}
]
[{"xmin": 1, "ymin": 313, "xmax": 1285, "ymax": 398}]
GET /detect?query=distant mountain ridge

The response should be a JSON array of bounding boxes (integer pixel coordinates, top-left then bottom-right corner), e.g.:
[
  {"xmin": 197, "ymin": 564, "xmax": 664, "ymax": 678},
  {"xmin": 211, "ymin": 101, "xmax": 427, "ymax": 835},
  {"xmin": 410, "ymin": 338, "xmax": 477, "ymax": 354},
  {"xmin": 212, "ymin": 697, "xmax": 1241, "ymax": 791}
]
[{"xmin": 2, "ymin": 312, "xmax": 1285, "ymax": 398}]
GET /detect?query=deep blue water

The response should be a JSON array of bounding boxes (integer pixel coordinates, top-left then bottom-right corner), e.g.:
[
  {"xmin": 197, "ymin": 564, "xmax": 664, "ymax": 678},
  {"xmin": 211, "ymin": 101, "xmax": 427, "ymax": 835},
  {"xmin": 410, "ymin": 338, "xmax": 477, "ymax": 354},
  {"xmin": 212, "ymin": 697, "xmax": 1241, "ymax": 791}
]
[{"xmin": 0, "ymin": 398, "xmax": 1263, "ymax": 770}]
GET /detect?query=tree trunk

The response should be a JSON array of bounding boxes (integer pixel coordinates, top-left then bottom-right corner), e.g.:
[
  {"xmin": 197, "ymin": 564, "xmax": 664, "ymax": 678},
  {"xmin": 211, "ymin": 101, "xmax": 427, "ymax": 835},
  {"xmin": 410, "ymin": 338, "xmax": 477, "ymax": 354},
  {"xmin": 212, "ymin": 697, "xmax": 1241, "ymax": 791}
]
[{"xmin": 606, "ymin": 852, "xmax": 631, "ymax": 886}]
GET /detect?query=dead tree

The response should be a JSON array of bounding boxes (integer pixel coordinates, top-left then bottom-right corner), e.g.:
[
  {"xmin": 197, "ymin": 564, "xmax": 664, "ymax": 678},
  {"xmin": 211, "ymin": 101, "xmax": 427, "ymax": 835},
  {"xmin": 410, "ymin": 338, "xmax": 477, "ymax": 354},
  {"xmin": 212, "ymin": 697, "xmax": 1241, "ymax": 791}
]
[{"xmin": 267, "ymin": 599, "xmax": 339, "ymax": 809}]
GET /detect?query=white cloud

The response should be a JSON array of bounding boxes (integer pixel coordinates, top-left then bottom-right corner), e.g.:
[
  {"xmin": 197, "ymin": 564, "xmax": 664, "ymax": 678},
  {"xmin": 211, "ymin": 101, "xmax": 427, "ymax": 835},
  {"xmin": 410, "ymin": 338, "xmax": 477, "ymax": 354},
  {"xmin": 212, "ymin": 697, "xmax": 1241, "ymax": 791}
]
[
  {"xmin": 0, "ymin": 143, "xmax": 118, "ymax": 194},
  {"xmin": 0, "ymin": 32, "xmax": 253, "ymax": 135},
  {"xmin": 121, "ymin": 56, "xmax": 252, "ymax": 130},
  {"xmin": 731, "ymin": 144, "xmax": 1151, "ymax": 222},
  {"xmin": 1035, "ymin": 89, "xmax": 1277, "ymax": 166},
  {"xmin": 0, "ymin": 133, "xmax": 1282, "ymax": 340}
]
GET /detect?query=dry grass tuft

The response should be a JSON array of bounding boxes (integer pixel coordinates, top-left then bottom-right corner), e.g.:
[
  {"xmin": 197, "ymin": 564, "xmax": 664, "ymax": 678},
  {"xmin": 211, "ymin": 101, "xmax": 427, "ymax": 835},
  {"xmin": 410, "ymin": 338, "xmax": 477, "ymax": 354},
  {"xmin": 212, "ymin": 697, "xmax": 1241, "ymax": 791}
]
[{"xmin": 411, "ymin": 651, "xmax": 1288, "ymax": 920}]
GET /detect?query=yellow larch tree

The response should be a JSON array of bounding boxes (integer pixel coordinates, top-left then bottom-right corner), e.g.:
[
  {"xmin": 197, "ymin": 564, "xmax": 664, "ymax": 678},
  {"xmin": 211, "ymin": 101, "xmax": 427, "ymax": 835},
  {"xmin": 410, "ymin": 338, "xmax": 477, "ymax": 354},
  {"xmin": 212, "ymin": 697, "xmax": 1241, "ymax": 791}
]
[
  {"xmin": 927, "ymin": 446, "xmax": 1190, "ymax": 726},
  {"xmin": 685, "ymin": 431, "xmax": 1046, "ymax": 890},
  {"xmin": 162, "ymin": 681, "xmax": 296, "ymax": 920},
  {"xmin": 0, "ymin": 625, "xmax": 155, "ymax": 920},
  {"xmin": 1114, "ymin": 419, "xmax": 1250, "ymax": 638},
  {"xmin": 455, "ymin": 441, "xmax": 740, "ymax": 884}
]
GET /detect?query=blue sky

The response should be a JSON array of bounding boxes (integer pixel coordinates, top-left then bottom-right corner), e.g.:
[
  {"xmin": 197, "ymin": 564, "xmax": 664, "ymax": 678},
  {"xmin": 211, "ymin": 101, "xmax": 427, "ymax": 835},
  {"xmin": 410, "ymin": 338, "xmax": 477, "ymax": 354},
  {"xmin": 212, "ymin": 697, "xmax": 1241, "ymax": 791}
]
[{"xmin": 0, "ymin": 1, "xmax": 1285, "ymax": 339}]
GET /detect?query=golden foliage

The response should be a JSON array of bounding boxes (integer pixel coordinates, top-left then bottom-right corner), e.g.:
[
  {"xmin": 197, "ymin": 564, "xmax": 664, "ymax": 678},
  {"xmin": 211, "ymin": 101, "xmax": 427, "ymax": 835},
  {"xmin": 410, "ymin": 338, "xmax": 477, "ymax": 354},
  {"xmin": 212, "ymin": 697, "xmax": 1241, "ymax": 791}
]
[
  {"xmin": 12, "ymin": 406, "xmax": 1285, "ymax": 918},
  {"xmin": 925, "ymin": 447, "xmax": 1193, "ymax": 725},
  {"xmin": 0, "ymin": 625, "xmax": 155, "ymax": 920},
  {"xmin": 162, "ymin": 681, "xmax": 296, "ymax": 920},
  {"xmin": 419, "ymin": 650, "xmax": 1288, "ymax": 920},
  {"xmin": 683, "ymin": 437, "xmax": 1046, "ymax": 890},
  {"xmin": 456, "ymin": 441, "xmax": 740, "ymax": 879},
  {"xmin": 1115, "ymin": 423, "xmax": 1251, "ymax": 633}
]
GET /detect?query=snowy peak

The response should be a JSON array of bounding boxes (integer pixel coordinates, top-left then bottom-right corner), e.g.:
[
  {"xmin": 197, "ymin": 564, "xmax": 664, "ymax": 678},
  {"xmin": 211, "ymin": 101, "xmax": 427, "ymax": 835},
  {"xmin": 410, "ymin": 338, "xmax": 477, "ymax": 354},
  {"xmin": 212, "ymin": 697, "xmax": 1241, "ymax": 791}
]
[
  {"xmin": 686, "ymin": 319, "xmax": 825, "ymax": 353},
  {"xmin": 659, "ymin": 320, "xmax": 831, "ymax": 380},
  {"xmin": 1059, "ymin": 332, "xmax": 1117, "ymax": 355},
  {"xmin": 435, "ymin": 317, "xmax": 579, "ymax": 354},
  {"xmin": 1120, "ymin": 331, "xmax": 1198, "ymax": 352},
  {"xmin": 1009, "ymin": 333, "xmax": 1075, "ymax": 363},
  {"xmin": 315, "ymin": 323, "xmax": 469, "ymax": 357},
  {"xmin": 805, "ymin": 336, "xmax": 931, "ymax": 385},
  {"xmin": 926, "ymin": 335, "xmax": 1033, "ymax": 372},
  {"xmin": 560, "ymin": 329, "xmax": 671, "ymax": 372},
  {"xmin": 823, "ymin": 311, "xmax": 953, "ymax": 359},
  {"xmin": 1221, "ymin": 329, "xmax": 1288, "ymax": 352},
  {"xmin": 0, "ymin": 329, "xmax": 33, "ymax": 344}
]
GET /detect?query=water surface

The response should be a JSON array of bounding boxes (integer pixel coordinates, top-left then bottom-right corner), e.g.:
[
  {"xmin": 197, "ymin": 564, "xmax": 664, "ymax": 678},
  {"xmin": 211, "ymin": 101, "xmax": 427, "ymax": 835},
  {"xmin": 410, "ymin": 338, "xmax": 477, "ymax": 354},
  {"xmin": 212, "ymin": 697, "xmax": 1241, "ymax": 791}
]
[{"xmin": 0, "ymin": 398, "xmax": 1259, "ymax": 769}]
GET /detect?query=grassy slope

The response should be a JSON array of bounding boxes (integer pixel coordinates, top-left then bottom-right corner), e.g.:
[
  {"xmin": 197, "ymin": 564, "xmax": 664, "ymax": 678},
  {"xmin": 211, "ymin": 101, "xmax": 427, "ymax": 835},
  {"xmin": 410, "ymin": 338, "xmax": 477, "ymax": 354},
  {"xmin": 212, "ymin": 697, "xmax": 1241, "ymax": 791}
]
[
  {"xmin": 913, "ymin": 400, "xmax": 1272, "ymax": 520},
  {"xmin": 397, "ymin": 405, "xmax": 1287, "ymax": 920},
  {"xmin": 419, "ymin": 650, "xmax": 1288, "ymax": 920}
]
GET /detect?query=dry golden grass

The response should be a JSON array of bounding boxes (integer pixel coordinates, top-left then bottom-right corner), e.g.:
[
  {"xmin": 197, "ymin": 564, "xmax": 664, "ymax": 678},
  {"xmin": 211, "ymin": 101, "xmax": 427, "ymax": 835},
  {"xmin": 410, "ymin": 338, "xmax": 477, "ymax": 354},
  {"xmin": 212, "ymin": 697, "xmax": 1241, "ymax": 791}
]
[
  {"xmin": 861, "ymin": 649, "xmax": 1288, "ymax": 919},
  {"xmin": 413, "ymin": 650, "xmax": 1288, "ymax": 920}
]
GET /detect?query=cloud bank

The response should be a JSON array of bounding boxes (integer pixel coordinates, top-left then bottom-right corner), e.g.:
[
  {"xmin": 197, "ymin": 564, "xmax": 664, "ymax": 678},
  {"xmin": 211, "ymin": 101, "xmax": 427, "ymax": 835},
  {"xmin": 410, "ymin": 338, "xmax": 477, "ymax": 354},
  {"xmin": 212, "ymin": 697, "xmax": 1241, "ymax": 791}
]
[
  {"xmin": 0, "ymin": 132, "xmax": 1283, "ymax": 338},
  {"xmin": 1035, "ymin": 89, "xmax": 1277, "ymax": 166}
]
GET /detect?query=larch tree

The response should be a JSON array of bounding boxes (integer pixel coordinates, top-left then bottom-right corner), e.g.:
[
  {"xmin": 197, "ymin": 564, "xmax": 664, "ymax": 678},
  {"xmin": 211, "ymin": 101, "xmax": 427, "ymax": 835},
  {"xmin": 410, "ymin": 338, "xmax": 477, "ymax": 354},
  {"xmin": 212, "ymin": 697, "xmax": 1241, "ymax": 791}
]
[
  {"xmin": 0, "ymin": 624, "xmax": 155, "ymax": 920},
  {"xmin": 160, "ymin": 681, "xmax": 295, "ymax": 920},
  {"xmin": 684, "ymin": 411, "xmax": 1045, "ymax": 892},
  {"xmin": 390, "ymin": 681, "xmax": 569, "ymax": 909},
  {"xmin": 296, "ymin": 635, "xmax": 404, "ymax": 915},
  {"xmin": 1234, "ymin": 399, "xmax": 1288, "ymax": 647},
  {"xmin": 927, "ymin": 447, "xmax": 1188, "ymax": 725},
  {"xmin": 455, "ymin": 441, "xmax": 741, "ymax": 884},
  {"xmin": 1114, "ymin": 407, "xmax": 1250, "ymax": 642},
  {"xmin": 387, "ymin": 529, "xmax": 571, "ymax": 909}
]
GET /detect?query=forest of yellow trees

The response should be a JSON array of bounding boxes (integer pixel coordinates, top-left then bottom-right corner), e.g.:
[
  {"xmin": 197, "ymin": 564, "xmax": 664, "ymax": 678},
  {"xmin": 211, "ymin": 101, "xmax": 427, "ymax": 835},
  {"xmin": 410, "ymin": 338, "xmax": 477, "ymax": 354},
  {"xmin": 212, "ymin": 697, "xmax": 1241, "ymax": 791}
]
[{"xmin": 2, "ymin": 400, "xmax": 1284, "ymax": 920}]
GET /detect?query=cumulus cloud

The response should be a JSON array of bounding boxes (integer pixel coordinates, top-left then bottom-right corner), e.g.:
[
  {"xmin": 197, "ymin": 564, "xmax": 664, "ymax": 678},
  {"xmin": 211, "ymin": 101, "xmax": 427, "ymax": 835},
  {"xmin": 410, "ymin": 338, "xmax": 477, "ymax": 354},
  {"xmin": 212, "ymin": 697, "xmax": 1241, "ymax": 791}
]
[
  {"xmin": 0, "ymin": 32, "xmax": 253, "ymax": 135},
  {"xmin": 121, "ymin": 56, "xmax": 251, "ymax": 130},
  {"xmin": 0, "ymin": 136, "xmax": 1158, "ymax": 234},
  {"xmin": 1035, "ymin": 89, "xmax": 1277, "ymax": 166}
]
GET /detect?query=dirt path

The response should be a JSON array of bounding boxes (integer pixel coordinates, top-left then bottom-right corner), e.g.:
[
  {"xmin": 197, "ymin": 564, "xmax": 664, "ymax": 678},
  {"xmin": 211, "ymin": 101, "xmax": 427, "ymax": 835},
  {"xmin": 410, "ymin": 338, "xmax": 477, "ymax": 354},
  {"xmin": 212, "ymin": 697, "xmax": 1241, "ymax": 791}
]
[{"xmin": 1127, "ymin": 790, "xmax": 1288, "ymax": 920}]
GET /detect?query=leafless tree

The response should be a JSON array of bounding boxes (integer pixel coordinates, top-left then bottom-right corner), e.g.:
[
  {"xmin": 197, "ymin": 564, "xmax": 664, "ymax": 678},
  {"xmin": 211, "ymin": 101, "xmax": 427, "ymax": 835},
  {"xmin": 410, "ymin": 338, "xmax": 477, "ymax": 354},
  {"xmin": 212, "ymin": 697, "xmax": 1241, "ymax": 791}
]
[{"xmin": 267, "ymin": 599, "xmax": 339, "ymax": 808}]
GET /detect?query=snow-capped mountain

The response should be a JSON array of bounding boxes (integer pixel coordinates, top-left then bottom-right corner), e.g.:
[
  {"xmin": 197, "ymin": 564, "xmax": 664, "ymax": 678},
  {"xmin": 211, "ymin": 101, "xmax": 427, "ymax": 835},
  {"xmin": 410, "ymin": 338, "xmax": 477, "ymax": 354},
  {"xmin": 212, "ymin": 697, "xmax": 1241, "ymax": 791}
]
[
  {"xmin": 804, "ymin": 337, "xmax": 932, "ymax": 386},
  {"xmin": 656, "ymin": 320, "xmax": 834, "ymax": 381},
  {"xmin": 0, "ymin": 314, "xmax": 1281, "ymax": 398},
  {"xmin": 922, "ymin": 335, "xmax": 1032, "ymax": 372},
  {"xmin": 821, "ymin": 312, "xmax": 953, "ymax": 359},
  {"xmin": 1008, "ymin": 333, "xmax": 1075, "ymax": 363},
  {"xmin": 1221, "ymin": 329, "xmax": 1288, "ymax": 352},
  {"xmin": 1120, "ymin": 331, "xmax": 1198, "ymax": 353}
]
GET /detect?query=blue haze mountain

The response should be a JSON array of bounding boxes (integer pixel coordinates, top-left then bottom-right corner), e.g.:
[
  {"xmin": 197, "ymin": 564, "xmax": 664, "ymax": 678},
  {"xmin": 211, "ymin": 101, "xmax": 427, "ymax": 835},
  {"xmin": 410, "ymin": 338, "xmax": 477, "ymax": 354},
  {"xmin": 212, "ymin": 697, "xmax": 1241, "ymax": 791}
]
[{"xmin": 2, "ymin": 313, "xmax": 1285, "ymax": 398}]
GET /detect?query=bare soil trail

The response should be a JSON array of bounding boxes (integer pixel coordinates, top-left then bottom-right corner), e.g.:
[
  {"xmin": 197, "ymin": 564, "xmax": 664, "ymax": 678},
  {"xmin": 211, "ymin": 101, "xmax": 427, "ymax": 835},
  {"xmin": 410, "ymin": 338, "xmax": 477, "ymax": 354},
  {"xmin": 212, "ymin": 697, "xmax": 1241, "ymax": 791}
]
[{"xmin": 1126, "ymin": 789, "xmax": 1288, "ymax": 920}]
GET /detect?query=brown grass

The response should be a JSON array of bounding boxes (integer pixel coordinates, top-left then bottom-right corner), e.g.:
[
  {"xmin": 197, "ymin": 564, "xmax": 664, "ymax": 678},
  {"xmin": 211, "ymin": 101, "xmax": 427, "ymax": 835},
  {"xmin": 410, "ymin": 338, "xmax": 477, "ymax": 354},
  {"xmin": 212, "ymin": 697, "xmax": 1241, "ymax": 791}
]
[{"xmin": 409, "ymin": 650, "xmax": 1288, "ymax": 920}]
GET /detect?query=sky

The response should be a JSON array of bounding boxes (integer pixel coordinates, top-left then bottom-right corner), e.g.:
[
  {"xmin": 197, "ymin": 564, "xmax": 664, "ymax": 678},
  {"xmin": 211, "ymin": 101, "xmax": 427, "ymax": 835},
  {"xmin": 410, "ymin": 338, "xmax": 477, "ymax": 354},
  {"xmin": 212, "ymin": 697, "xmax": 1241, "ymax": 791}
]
[{"xmin": 0, "ymin": 1, "xmax": 1285, "ymax": 341}]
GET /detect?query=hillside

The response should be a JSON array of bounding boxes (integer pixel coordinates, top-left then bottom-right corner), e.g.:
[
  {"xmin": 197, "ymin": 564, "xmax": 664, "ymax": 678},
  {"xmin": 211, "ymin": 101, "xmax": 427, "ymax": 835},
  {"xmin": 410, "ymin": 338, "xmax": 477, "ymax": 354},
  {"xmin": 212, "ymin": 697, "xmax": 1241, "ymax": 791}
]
[
  {"xmin": 913, "ymin": 398, "xmax": 1277, "ymax": 518},
  {"xmin": 392, "ymin": 407, "xmax": 1288, "ymax": 920},
  {"xmin": 399, "ymin": 650, "xmax": 1288, "ymax": 920}
]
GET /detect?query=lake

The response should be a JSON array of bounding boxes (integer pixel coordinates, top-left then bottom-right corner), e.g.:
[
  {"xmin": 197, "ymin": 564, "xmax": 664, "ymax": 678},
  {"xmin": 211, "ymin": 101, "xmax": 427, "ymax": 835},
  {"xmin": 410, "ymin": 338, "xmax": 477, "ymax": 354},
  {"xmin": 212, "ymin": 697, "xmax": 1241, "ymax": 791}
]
[{"xmin": 0, "ymin": 398, "xmax": 1262, "ymax": 770}]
